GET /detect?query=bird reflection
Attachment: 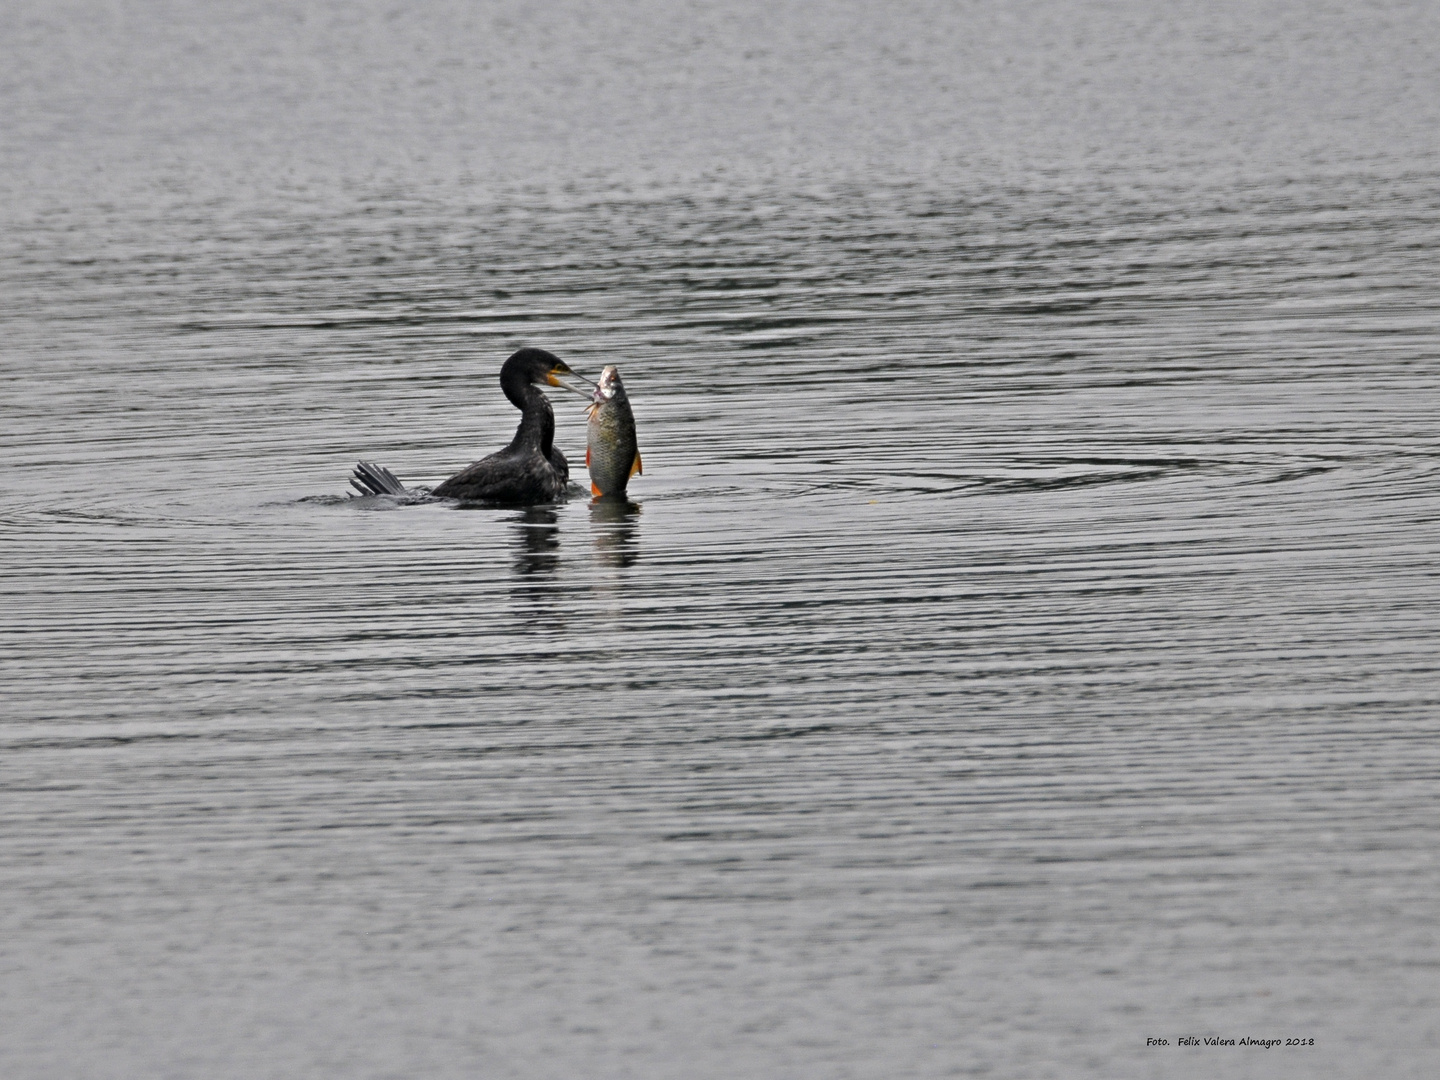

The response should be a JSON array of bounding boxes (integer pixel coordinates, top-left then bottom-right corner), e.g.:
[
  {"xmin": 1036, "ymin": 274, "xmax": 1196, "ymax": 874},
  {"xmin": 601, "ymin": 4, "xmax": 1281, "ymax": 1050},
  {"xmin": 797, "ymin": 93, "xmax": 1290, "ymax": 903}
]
[
  {"xmin": 511, "ymin": 505, "xmax": 561, "ymax": 577},
  {"xmin": 589, "ymin": 496, "xmax": 641, "ymax": 568}
]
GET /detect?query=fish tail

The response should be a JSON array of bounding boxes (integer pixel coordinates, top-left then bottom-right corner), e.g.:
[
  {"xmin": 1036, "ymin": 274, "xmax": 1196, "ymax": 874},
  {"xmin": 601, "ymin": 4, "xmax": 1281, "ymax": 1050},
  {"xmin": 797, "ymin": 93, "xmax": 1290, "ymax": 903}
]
[
  {"xmin": 351, "ymin": 461, "xmax": 408, "ymax": 497},
  {"xmin": 630, "ymin": 452, "xmax": 643, "ymax": 477}
]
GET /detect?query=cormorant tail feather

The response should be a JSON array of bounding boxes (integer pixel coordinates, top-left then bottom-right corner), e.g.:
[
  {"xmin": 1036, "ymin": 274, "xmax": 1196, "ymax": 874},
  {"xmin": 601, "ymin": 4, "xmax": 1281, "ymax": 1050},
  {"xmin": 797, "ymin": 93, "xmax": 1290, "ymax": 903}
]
[{"xmin": 351, "ymin": 461, "xmax": 407, "ymax": 497}]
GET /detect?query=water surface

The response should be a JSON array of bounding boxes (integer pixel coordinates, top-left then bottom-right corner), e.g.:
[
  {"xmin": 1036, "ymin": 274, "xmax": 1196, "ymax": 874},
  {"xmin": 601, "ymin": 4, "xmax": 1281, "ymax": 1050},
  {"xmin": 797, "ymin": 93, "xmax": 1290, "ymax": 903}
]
[{"xmin": 3, "ymin": 2, "xmax": 1439, "ymax": 1077}]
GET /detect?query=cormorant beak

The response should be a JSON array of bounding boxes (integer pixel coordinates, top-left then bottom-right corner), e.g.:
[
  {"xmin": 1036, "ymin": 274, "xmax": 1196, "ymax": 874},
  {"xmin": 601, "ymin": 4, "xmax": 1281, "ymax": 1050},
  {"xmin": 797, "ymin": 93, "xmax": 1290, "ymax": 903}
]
[
  {"xmin": 546, "ymin": 364, "xmax": 602, "ymax": 400},
  {"xmin": 544, "ymin": 365, "xmax": 590, "ymax": 399},
  {"xmin": 551, "ymin": 379, "xmax": 594, "ymax": 399}
]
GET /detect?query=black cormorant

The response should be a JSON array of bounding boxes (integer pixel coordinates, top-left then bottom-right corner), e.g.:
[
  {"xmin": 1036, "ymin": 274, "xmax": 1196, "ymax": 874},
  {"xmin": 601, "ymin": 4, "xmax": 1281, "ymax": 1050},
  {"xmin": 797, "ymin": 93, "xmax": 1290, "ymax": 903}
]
[{"xmin": 351, "ymin": 347, "xmax": 577, "ymax": 504}]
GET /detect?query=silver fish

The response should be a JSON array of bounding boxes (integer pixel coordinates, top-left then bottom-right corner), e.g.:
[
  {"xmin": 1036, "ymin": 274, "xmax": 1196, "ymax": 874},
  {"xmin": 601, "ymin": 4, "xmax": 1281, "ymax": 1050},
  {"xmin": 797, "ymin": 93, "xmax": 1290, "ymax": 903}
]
[{"xmin": 585, "ymin": 365, "xmax": 642, "ymax": 498}]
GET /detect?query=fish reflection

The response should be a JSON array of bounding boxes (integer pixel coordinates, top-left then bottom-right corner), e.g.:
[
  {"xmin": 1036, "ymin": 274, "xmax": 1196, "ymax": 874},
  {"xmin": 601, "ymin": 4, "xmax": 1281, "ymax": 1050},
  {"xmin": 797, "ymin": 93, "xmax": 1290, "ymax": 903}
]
[{"xmin": 589, "ymin": 497, "xmax": 641, "ymax": 568}]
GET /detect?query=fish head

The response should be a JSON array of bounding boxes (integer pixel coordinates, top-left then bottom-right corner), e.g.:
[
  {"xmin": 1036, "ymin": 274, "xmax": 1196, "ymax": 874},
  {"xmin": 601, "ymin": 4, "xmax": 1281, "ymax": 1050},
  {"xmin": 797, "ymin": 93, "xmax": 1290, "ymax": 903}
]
[{"xmin": 591, "ymin": 365, "xmax": 623, "ymax": 404}]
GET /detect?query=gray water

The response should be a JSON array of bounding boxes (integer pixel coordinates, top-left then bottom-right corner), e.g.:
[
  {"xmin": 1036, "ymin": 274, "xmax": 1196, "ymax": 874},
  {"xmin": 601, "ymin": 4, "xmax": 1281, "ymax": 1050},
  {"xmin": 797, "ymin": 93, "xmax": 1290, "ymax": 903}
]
[{"xmin": 3, "ymin": 2, "xmax": 1440, "ymax": 1077}]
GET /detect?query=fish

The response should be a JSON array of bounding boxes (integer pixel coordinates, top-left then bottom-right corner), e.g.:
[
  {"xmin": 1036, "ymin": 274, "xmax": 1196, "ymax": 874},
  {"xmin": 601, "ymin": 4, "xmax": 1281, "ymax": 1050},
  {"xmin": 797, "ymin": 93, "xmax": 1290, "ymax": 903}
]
[{"xmin": 585, "ymin": 365, "xmax": 642, "ymax": 498}]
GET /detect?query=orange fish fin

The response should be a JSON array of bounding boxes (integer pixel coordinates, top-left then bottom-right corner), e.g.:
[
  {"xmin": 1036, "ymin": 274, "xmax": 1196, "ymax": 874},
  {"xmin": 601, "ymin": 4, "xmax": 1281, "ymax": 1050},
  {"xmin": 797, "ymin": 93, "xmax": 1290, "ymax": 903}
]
[
  {"xmin": 585, "ymin": 446, "xmax": 591, "ymax": 467},
  {"xmin": 591, "ymin": 481, "xmax": 603, "ymax": 497},
  {"xmin": 630, "ymin": 452, "xmax": 643, "ymax": 478}
]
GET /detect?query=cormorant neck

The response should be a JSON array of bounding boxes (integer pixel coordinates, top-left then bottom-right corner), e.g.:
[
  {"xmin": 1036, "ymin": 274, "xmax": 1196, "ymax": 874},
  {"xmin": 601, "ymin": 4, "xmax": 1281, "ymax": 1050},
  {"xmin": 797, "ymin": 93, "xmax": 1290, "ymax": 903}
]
[
  {"xmin": 506, "ymin": 383, "xmax": 556, "ymax": 456},
  {"xmin": 499, "ymin": 362, "xmax": 538, "ymax": 408}
]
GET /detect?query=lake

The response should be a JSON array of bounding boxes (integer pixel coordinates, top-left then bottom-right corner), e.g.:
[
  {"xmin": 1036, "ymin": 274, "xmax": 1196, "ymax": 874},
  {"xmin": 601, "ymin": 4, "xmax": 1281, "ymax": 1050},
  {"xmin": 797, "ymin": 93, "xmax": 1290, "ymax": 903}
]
[{"xmin": 2, "ymin": 1, "xmax": 1438, "ymax": 1076}]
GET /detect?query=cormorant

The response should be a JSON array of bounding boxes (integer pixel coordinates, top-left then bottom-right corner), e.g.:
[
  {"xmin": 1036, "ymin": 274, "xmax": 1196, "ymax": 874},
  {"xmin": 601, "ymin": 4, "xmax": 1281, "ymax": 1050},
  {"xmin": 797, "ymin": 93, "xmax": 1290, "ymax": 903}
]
[{"xmin": 351, "ymin": 347, "xmax": 578, "ymax": 504}]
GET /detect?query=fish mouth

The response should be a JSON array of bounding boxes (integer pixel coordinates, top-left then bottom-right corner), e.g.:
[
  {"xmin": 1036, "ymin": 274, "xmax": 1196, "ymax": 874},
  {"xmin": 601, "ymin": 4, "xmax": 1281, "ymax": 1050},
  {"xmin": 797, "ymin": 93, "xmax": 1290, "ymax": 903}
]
[
  {"xmin": 577, "ymin": 367, "xmax": 617, "ymax": 411},
  {"xmin": 591, "ymin": 365, "xmax": 621, "ymax": 404}
]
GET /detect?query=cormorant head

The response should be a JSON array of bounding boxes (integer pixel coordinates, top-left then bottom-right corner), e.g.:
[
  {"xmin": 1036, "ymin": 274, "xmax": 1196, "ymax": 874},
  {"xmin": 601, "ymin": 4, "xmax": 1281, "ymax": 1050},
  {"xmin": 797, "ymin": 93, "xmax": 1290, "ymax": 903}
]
[{"xmin": 501, "ymin": 347, "xmax": 575, "ymax": 388}]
